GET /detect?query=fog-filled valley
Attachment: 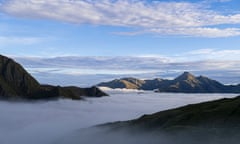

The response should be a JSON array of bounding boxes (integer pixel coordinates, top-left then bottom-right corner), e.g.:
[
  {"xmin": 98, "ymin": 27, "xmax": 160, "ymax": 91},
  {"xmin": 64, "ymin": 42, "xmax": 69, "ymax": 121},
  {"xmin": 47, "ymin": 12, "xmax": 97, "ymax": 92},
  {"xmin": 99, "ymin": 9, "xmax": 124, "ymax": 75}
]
[
  {"xmin": 0, "ymin": 88, "xmax": 237, "ymax": 144},
  {"xmin": 1, "ymin": 0, "xmax": 240, "ymax": 143}
]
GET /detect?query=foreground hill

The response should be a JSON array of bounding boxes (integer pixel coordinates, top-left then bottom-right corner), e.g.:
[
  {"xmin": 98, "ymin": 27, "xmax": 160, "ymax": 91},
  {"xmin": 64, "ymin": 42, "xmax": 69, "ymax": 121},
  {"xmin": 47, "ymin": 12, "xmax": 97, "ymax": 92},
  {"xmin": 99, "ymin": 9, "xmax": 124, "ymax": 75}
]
[
  {"xmin": 0, "ymin": 55, "xmax": 107, "ymax": 100},
  {"xmin": 59, "ymin": 95, "xmax": 240, "ymax": 144},
  {"xmin": 96, "ymin": 95, "xmax": 240, "ymax": 144},
  {"xmin": 98, "ymin": 72, "xmax": 240, "ymax": 93},
  {"xmin": 110, "ymin": 95, "xmax": 240, "ymax": 130}
]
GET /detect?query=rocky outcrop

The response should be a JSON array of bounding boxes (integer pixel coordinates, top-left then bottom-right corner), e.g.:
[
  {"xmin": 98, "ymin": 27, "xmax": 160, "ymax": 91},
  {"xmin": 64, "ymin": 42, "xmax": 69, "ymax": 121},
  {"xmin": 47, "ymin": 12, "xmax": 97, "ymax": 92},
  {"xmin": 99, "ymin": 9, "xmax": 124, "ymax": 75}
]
[
  {"xmin": 98, "ymin": 72, "xmax": 240, "ymax": 93},
  {"xmin": 0, "ymin": 55, "xmax": 107, "ymax": 100}
]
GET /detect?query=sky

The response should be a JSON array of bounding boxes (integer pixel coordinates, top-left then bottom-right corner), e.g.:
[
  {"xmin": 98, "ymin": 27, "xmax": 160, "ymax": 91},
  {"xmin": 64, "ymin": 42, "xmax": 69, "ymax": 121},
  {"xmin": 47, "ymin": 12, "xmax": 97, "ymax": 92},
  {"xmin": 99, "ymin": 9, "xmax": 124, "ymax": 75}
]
[{"xmin": 0, "ymin": 0, "xmax": 240, "ymax": 85}]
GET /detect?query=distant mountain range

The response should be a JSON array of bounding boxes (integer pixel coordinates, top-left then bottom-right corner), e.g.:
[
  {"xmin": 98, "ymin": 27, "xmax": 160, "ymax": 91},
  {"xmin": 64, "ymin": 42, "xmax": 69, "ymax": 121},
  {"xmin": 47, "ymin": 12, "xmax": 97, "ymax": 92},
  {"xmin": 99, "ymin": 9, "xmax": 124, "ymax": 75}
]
[
  {"xmin": 98, "ymin": 72, "xmax": 240, "ymax": 93},
  {"xmin": 0, "ymin": 55, "xmax": 107, "ymax": 100}
]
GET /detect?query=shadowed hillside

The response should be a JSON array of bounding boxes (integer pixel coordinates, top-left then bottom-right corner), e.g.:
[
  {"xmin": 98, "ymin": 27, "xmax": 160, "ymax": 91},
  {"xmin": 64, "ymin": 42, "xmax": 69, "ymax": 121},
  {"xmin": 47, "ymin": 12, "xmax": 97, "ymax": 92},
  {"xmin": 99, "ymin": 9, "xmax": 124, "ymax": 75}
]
[
  {"xmin": 99, "ymin": 95, "xmax": 240, "ymax": 144},
  {"xmin": 116, "ymin": 95, "xmax": 240, "ymax": 130},
  {"xmin": 0, "ymin": 55, "xmax": 107, "ymax": 100},
  {"xmin": 58, "ymin": 95, "xmax": 240, "ymax": 144}
]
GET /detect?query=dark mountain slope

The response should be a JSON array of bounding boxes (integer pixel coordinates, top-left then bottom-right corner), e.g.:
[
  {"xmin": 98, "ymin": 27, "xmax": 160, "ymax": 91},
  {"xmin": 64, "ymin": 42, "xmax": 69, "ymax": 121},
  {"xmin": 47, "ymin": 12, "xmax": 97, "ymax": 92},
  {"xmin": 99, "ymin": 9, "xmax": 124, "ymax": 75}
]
[
  {"xmin": 60, "ymin": 96, "xmax": 240, "ymax": 144},
  {"xmin": 0, "ymin": 55, "xmax": 107, "ymax": 100},
  {"xmin": 0, "ymin": 55, "xmax": 40, "ymax": 98},
  {"xmin": 127, "ymin": 96, "xmax": 240, "ymax": 130},
  {"xmin": 95, "ymin": 96, "xmax": 240, "ymax": 144}
]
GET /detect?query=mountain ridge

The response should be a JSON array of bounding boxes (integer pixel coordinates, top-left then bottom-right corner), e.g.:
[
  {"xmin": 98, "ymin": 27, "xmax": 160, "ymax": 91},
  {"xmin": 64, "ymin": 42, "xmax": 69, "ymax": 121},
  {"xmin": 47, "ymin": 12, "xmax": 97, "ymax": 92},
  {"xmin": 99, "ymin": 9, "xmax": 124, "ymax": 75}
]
[
  {"xmin": 0, "ymin": 55, "xmax": 107, "ymax": 100},
  {"xmin": 98, "ymin": 72, "xmax": 240, "ymax": 93},
  {"xmin": 97, "ymin": 95, "xmax": 240, "ymax": 144}
]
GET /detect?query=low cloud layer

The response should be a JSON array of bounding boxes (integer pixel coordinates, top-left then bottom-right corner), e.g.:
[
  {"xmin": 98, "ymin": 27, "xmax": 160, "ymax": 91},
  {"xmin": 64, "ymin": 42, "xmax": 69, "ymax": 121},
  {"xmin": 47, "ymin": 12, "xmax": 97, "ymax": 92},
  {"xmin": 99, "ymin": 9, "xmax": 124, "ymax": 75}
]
[
  {"xmin": 15, "ymin": 56, "xmax": 240, "ymax": 73},
  {"xmin": 13, "ymin": 53, "xmax": 240, "ymax": 86},
  {"xmin": 1, "ymin": 0, "xmax": 240, "ymax": 37},
  {"xmin": 0, "ymin": 91, "xmax": 236, "ymax": 144}
]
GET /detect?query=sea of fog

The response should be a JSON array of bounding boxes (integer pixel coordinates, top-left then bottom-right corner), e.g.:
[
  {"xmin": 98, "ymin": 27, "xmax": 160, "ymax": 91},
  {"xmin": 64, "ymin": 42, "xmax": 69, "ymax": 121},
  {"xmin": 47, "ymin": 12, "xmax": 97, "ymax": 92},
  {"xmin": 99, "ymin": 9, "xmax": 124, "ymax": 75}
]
[{"xmin": 0, "ymin": 88, "xmax": 237, "ymax": 144}]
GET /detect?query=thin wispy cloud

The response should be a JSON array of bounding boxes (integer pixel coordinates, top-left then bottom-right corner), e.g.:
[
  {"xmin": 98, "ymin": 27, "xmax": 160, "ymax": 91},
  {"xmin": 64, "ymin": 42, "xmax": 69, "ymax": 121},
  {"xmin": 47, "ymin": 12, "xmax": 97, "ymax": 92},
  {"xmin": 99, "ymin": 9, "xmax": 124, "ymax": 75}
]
[
  {"xmin": 14, "ymin": 47, "xmax": 240, "ymax": 72},
  {"xmin": 14, "ymin": 56, "xmax": 240, "ymax": 86},
  {"xmin": 14, "ymin": 54, "xmax": 240, "ymax": 75},
  {"xmin": 0, "ymin": 36, "xmax": 44, "ymax": 45},
  {"xmin": 181, "ymin": 49, "xmax": 240, "ymax": 61},
  {"xmin": 1, "ymin": 0, "xmax": 240, "ymax": 37}
]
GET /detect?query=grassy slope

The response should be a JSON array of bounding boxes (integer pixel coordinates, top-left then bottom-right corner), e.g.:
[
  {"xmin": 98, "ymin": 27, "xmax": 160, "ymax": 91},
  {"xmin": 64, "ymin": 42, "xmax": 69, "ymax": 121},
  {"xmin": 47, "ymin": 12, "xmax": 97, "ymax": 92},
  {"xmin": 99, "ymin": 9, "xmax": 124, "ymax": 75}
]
[{"xmin": 101, "ymin": 96, "xmax": 240, "ymax": 144}]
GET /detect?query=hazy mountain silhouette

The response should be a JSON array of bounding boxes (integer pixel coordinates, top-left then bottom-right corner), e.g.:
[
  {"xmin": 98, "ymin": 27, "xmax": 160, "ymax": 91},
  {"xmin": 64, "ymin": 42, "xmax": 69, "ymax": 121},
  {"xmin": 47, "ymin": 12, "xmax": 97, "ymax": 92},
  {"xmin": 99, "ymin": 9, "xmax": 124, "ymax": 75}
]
[
  {"xmin": 98, "ymin": 72, "xmax": 240, "ymax": 93},
  {"xmin": 0, "ymin": 55, "xmax": 107, "ymax": 100}
]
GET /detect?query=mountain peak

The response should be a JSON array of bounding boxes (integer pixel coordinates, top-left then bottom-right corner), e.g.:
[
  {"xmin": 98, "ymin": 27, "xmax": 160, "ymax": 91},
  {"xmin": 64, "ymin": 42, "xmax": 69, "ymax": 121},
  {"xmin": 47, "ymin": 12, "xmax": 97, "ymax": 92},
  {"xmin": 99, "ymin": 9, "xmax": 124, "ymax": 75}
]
[
  {"xmin": 121, "ymin": 77, "xmax": 140, "ymax": 81},
  {"xmin": 174, "ymin": 72, "xmax": 196, "ymax": 81},
  {"xmin": 0, "ymin": 55, "xmax": 107, "ymax": 100},
  {"xmin": 97, "ymin": 72, "xmax": 240, "ymax": 93},
  {"xmin": 182, "ymin": 71, "xmax": 193, "ymax": 76}
]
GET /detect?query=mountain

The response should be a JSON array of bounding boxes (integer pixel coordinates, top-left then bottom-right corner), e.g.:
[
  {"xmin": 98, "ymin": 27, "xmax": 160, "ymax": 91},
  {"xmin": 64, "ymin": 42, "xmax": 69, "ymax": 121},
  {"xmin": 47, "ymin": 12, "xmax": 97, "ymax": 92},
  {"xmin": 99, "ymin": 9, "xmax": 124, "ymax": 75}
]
[
  {"xmin": 97, "ymin": 72, "xmax": 240, "ymax": 93},
  {"xmin": 98, "ymin": 77, "xmax": 166, "ymax": 90},
  {"xmin": 116, "ymin": 95, "xmax": 240, "ymax": 130},
  {"xmin": 160, "ymin": 72, "xmax": 226, "ymax": 93},
  {"xmin": 97, "ymin": 95, "xmax": 240, "ymax": 144},
  {"xmin": 0, "ymin": 55, "xmax": 40, "ymax": 98},
  {"xmin": 98, "ymin": 77, "xmax": 145, "ymax": 89},
  {"xmin": 0, "ymin": 55, "xmax": 107, "ymax": 100}
]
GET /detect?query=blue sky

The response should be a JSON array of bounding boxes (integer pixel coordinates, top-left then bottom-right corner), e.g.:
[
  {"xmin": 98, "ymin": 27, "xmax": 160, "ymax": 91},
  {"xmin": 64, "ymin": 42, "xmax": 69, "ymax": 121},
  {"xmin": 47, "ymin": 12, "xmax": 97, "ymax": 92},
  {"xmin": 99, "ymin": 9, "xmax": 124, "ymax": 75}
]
[
  {"xmin": 0, "ymin": 0, "xmax": 240, "ymax": 85},
  {"xmin": 0, "ymin": 0, "xmax": 240, "ymax": 57}
]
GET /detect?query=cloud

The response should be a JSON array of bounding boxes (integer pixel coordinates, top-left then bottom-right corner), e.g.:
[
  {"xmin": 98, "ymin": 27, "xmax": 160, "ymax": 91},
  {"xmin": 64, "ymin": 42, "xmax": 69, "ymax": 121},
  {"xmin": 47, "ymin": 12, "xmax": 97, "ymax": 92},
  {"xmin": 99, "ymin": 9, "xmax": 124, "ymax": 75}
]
[
  {"xmin": 182, "ymin": 49, "xmax": 240, "ymax": 61},
  {"xmin": 14, "ymin": 54, "xmax": 240, "ymax": 73},
  {"xmin": 215, "ymin": 0, "xmax": 232, "ymax": 2},
  {"xmin": 0, "ymin": 36, "xmax": 44, "ymax": 45},
  {"xmin": 1, "ymin": 0, "xmax": 240, "ymax": 37},
  {"xmin": 0, "ymin": 92, "xmax": 235, "ymax": 144},
  {"xmin": 13, "ymin": 53, "xmax": 240, "ymax": 86},
  {"xmin": 14, "ymin": 56, "xmax": 171, "ymax": 74}
]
